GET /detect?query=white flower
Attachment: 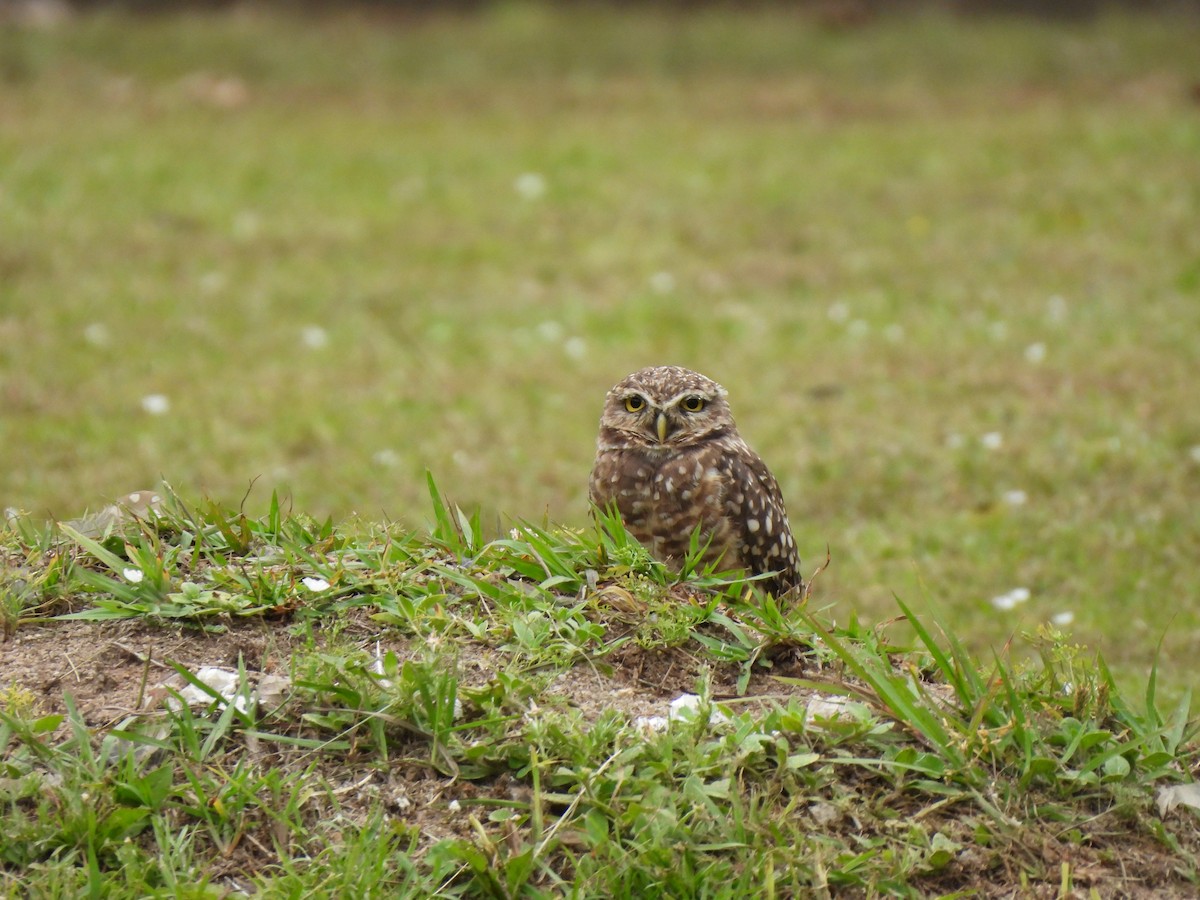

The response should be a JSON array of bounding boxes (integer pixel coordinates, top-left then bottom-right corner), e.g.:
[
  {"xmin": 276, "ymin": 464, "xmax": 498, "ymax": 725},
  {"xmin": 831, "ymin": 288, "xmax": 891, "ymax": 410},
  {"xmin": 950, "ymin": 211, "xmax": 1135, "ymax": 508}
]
[
  {"xmin": 83, "ymin": 323, "xmax": 110, "ymax": 346},
  {"xmin": 199, "ymin": 271, "xmax": 226, "ymax": 294},
  {"xmin": 1024, "ymin": 342, "xmax": 1046, "ymax": 364},
  {"xmin": 1001, "ymin": 489, "xmax": 1028, "ymax": 507},
  {"xmin": 300, "ymin": 326, "xmax": 328, "ymax": 349},
  {"xmin": 563, "ymin": 337, "xmax": 586, "ymax": 359},
  {"xmin": 826, "ymin": 301, "xmax": 850, "ymax": 323},
  {"xmin": 514, "ymin": 172, "xmax": 546, "ymax": 200},
  {"xmin": 372, "ymin": 449, "xmax": 400, "ymax": 468},
  {"xmin": 990, "ymin": 587, "xmax": 1030, "ymax": 611},
  {"xmin": 1051, "ymin": 611, "xmax": 1075, "ymax": 626},
  {"xmin": 981, "ymin": 432, "xmax": 1003, "ymax": 450},
  {"xmin": 649, "ymin": 271, "xmax": 676, "ymax": 295},
  {"xmin": 991, "ymin": 594, "xmax": 1018, "ymax": 611},
  {"xmin": 302, "ymin": 576, "xmax": 330, "ymax": 592},
  {"xmin": 141, "ymin": 394, "xmax": 170, "ymax": 415},
  {"xmin": 232, "ymin": 210, "xmax": 260, "ymax": 238},
  {"xmin": 122, "ymin": 567, "xmax": 144, "ymax": 583}
]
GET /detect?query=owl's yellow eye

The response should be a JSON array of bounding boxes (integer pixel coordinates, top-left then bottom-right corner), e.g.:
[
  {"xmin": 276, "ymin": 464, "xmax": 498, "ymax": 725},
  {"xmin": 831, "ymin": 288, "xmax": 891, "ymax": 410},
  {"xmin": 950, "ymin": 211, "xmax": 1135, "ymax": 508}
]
[
  {"xmin": 681, "ymin": 396, "xmax": 706, "ymax": 413},
  {"xmin": 624, "ymin": 395, "xmax": 646, "ymax": 413}
]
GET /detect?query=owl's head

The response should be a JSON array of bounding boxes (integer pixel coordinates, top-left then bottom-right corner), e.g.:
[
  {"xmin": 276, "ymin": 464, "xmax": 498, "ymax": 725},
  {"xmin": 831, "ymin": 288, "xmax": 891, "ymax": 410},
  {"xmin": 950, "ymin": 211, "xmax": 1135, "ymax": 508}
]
[{"xmin": 598, "ymin": 366, "xmax": 735, "ymax": 449}]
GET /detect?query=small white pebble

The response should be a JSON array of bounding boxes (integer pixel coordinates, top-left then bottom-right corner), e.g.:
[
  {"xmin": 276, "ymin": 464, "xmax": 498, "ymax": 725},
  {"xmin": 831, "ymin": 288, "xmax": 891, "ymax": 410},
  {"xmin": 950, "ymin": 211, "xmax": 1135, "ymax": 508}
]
[
  {"xmin": 806, "ymin": 695, "xmax": 857, "ymax": 722},
  {"xmin": 447, "ymin": 799, "xmax": 462, "ymax": 812},
  {"xmin": 1051, "ymin": 611, "xmax": 1075, "ymax": 626},
  {"xmin": 668, "ymin": 692, "xmax": 729, "ymax": 725},
  {"xmin": 634, "ymin": 715, "xmax": 670, "ymax": 733},
  {"xmin": 302, "ymin": 577, "xmax": 330, "ymax": 592},
  {"xmin": 669, "ymin": 693, "xmax": 703, "ymax": 718},
  {"xmin": 1024, "ymin": 342, "xmax": 1046, "ymax": 364},
  {"xmin": 141, "ymin": 394, "xmax": 170, "ymax": 415},
  {"xmin": 122, "ymin": 567, "xmax": 144, "ymax": 583},
  {"xmin": 300, "ymin": 325, "xmax": 328, "ymax": 349},
  {"xmin": 981, "ymin": 432, "xmax": 1003, "ymax": 450},
  {"xmin": 1001, "ymin": 489, "xmax": 1028, "ymax": 507},
  {"xmin": 514, "ymin": 172, "xmax": 546, "ymax": 200}
]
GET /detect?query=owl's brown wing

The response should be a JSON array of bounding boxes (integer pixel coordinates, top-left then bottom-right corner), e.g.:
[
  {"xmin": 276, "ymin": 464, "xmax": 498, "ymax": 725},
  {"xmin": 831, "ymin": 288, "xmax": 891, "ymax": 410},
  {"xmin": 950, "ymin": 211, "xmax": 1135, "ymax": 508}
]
[{"xmin": 724, "ymin": 449, "xmax": 803, "ymax": 596}]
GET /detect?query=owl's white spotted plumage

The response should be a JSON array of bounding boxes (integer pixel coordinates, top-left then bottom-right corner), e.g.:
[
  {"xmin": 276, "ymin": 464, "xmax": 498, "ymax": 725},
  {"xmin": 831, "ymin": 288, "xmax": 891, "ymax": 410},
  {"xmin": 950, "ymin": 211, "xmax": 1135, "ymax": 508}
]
[{"xmin": 589, "ymin": 366, "xmax": 802, "ymax": 596}]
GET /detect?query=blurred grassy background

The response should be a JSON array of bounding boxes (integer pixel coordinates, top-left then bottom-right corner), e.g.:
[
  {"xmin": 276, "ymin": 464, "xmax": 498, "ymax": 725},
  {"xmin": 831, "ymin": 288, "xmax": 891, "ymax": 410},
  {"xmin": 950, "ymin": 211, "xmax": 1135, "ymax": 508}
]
[{"xmin": 2, "ymin": 3, "xmax": 1199, "ymax": 690}]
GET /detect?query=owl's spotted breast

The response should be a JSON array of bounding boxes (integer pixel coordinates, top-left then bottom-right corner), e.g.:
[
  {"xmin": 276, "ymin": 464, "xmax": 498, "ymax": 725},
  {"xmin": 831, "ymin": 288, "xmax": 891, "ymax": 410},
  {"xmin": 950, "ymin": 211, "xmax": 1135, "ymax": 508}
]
[
  {"xmin": 589, "ymin": 366, "xmax": 803, "ymax": 597},
  {"xmin": 591, "ymin": 440, "xmax": 739, "ymax": 568}
]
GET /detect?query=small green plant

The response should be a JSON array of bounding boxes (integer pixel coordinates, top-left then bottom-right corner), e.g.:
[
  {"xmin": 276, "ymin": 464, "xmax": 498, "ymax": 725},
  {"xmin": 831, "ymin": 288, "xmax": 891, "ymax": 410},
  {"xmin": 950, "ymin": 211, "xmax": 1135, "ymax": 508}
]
[
  {"xmin": 426, "ymin": 471, "xmax": 486, "ymax": 559},
  {"xmin": 0, "ymin": 682, "xmax": 42, "ymax": 719}
]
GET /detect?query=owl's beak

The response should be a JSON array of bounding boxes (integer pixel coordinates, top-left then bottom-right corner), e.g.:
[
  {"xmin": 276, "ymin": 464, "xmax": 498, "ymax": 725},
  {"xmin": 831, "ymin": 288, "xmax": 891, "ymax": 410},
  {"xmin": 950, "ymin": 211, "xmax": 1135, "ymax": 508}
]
[{"xmin": 656, "ymin": 411, "xmax": 668, "ymax": 443}]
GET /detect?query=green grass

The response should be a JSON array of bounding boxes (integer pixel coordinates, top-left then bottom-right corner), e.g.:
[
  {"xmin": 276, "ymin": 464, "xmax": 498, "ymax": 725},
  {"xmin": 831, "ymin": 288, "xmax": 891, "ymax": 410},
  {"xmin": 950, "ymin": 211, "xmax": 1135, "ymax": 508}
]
[
  {"xmin": 1, "ymin": 6, "xmax": 1200, "ymax": 884},
  {"xmin": 1, "ymin": 487, "xmax": 1198, "ymax": 895},
  {"xmin": 28, "ymin": 6, "xmax": 1200, "ymax": 696}
]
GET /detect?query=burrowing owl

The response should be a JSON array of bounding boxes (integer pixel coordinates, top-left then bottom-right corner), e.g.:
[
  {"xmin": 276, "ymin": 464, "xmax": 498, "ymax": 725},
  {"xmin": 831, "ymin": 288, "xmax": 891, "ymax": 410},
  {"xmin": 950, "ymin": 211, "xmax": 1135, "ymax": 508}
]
[{"xmin": 590, "ymin": 365, "xmax": 802, "ymax": 596}]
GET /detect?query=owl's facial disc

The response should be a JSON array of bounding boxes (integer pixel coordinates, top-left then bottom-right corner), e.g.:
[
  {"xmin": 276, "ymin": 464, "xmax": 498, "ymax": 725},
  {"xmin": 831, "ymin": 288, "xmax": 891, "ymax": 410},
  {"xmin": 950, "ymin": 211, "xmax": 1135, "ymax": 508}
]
[{"xmin": 606, "ymin": 377, "xmax": 726, "ymax": 448}]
